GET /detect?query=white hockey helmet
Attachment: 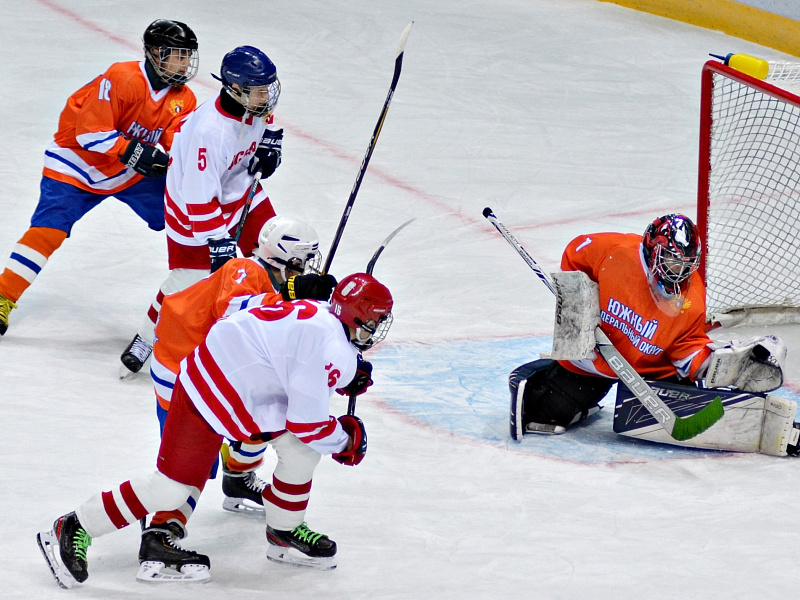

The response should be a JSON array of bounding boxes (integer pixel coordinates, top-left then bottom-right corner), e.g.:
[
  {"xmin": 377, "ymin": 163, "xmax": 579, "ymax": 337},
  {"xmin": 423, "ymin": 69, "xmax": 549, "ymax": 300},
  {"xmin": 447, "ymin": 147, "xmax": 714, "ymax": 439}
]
[{"xmin": 255, "ymin": 216, "xmax": 322, "ymax": 280}]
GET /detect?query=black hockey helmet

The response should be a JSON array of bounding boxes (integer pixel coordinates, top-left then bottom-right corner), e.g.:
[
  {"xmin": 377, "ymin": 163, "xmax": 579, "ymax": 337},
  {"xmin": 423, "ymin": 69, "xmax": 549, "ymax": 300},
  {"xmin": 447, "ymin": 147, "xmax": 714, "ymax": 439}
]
[{"xmin": 143, "ymin": 19, "xmax": 199, "ymax": 86}]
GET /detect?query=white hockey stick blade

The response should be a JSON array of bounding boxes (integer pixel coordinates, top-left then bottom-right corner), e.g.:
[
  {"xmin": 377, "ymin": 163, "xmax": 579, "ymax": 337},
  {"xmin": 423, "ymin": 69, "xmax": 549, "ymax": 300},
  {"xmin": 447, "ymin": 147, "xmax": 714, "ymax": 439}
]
[
  {"xmin": 221, "ymin": 496, "xmax": 265, "ymax": 516},
  {"xmin": 266, "ymin": 543, "xmax": 337, "ymax": 570},
  {"xmin": 37, "ymin": 529, "xmax": 76, "ymax": 589},
  {"xmin": 136, "ymin": 561, "xmax": 211, "ymax": 584}
]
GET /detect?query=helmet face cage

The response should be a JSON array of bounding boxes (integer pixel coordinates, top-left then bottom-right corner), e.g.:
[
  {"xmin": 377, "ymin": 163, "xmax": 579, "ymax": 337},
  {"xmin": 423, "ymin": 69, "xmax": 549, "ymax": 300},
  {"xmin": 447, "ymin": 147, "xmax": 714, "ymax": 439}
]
[
  {"xmin": 143, "ymin": 20, "xmax": 199, "ymax": 86},
  {"xmin": 330, "ymin": 274, "xmax": 394, "ymax": 351},
  {"xmin": 643, "ymin": 214, "xmax": 701, "ymax": 297},
  {"xmin": 218, "ymin": 46, "xmax": 280, "ymax": 117}
]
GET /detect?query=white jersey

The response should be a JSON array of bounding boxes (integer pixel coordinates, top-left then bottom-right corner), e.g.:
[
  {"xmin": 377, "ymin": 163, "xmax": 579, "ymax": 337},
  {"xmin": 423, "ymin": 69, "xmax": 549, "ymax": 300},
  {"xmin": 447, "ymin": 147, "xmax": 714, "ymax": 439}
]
[
  {"xmin": 164, "ymin": 96, "xmax": 279, "ymax": 247},
  {"xmin": 178, "ymin": 300, "xmax": 358, "ymax": 455}
]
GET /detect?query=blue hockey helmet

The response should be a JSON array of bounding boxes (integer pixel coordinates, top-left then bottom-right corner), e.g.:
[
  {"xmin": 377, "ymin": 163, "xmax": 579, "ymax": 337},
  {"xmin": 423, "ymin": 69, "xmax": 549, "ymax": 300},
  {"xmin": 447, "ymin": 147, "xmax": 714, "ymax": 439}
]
[{"xmin": 213, "ymin": 45, "xmax": 281, "ymax": 117}]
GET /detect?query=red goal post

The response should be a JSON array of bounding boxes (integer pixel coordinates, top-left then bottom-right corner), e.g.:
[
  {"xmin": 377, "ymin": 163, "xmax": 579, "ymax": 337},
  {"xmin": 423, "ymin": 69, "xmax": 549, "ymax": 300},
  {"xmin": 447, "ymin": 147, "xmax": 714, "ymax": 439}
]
[{"xmin": 698, "ymin": 60, "xmax": 800, "ymax": 327}]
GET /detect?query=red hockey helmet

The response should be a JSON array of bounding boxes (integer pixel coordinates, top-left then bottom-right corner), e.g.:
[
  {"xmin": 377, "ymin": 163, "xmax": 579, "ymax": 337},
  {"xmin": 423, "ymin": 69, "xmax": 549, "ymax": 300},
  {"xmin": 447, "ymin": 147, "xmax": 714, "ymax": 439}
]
[
  {"xmin": 330, "ymin": 273, "xmax": 393, "ymax": 350},
  {"xmin": 642, "ymin": 214, "xmax": 701, "ymax": 297}
]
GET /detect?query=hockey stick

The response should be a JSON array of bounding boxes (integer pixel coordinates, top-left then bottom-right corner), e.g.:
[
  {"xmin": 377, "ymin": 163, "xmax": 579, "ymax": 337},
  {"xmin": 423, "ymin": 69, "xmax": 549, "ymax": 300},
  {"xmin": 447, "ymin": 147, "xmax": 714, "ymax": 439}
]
[
  {"xmin": 366, "ymin": 217, "xmax": 416, "ymax": 275},
  {"xmin": 482, "ymin": 207, "xmax": 724, "ymax": 441},
  {"xmin": 322, "ymin": 21, "xmax": 414, "ymax": 274},
  {"xmin": 347, "ymin": 217, "xmax": 416, "ymax": 417},
  {"xmin": 233, "ymin": 172, "xmax": 262, "ymax": 244}
]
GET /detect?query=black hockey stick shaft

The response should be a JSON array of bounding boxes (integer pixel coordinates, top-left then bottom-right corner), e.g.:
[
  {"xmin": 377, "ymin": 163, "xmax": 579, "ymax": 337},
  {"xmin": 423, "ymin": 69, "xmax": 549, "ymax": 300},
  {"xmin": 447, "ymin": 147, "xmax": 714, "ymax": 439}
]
[
  {"xmin": 233, "ymin": 172, "xmax": 262, "ymax": 244},
  {"xmin": 322, "ymin": 22, "xmax": 414, "ymax": 275},
  {"xmin": 366, "ymin": 217, "xmax": 416, "ymax": 275},
  {"xmin": 482, "ymin": 207, "xmax": 723, "ymax": 441}
]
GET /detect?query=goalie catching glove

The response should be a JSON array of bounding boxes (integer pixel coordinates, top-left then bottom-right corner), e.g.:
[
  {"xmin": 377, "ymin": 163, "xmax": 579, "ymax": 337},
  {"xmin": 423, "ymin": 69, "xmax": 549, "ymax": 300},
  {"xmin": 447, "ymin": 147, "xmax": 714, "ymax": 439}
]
[
  {"xmin": 332, "ymin": 415, "xmax": 367, "ymax": 466},
  {"xmin": 703, "ymin": 335, "xmax": 787, "ymax": 393},
  {"xmin": 120, "ymin": 139, "xmax": 169, "ymax": 177}
]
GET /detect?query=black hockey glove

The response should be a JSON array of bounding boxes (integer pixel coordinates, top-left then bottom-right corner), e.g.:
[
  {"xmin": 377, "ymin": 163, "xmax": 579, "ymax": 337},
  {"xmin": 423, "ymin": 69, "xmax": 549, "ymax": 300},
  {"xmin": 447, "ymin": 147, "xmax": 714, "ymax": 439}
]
[
  {"xmin": 247, "ymin": 128, "xmax": 283, "ymax": 179},
  {"xmin": 336, "ymin": 356, "xmax": 373, "ymax": 397},
  {"xmin": 280, "ymin": 273, "xmax": 337, "ymax": 301},
  {"xmin": 332, "ymin": 415, "xmax": 367, "ymax": 466},
  {"xmin": 120, "ymin": 139, "xmax": 169, "ymax": 177},
  {"xmin": 208, "ymin": 237, "xmax": 237, "ymax": 273}
]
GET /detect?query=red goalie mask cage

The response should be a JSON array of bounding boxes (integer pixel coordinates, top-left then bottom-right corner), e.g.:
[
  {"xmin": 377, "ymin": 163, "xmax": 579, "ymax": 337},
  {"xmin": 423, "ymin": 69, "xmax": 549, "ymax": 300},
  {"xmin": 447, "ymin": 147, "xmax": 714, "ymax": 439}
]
[{"xmin": 697, "ymin": 60, "xmax": 800, "ymax": 327}]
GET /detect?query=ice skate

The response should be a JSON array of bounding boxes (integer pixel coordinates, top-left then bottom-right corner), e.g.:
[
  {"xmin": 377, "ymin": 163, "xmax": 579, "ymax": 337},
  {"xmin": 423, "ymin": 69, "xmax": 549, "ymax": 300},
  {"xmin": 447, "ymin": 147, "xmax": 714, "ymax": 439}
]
[
  {"xmin": 120, "ymin": 334, "xmax": 153, "ymax": 377},
  {"xmin": 0, "ymin": 294, "xmax": 16, "ymax": 336},
  {"xmin": 136, "ymin": 521, "xmax": 211, "ymax": 583},
  {"xmin": 786, "ymin": 423, "xmax": 800, "ymax": 456},
  {"xmin": 266, "ymin": 522, "xmax": 337, "ymax": 570},
  {"xmin": 36, "ymin": 512, "xmax": 92, "ymax": 589},
  {"xmin": 221, "ymin": 465, "xmax": 267, "ymax": 515}
]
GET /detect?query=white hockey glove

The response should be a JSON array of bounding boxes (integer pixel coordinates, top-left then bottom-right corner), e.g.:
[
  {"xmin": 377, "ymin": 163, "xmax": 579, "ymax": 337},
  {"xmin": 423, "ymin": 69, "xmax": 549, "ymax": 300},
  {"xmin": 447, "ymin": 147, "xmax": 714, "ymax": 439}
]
[{"xmin": 703, "ymin": 335, "xmax": 787, "ymax": 393}]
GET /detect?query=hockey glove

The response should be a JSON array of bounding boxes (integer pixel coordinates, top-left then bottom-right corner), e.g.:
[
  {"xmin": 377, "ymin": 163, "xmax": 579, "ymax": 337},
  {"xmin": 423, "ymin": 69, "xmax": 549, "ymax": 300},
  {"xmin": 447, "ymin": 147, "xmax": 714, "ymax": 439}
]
[
  {"xmin": 281, "ymin": 273, "xmax": 337, "ymax": 301},
  {"xmin": 336, "ymin": 356, "xmax": 373, "ymax": 397},
  {"xmin": 120, "ymin": 139, "xmax": 169, "ymax": 177},
  {"xmin": 247, "ymin": 128, "xmax": 283, "ymax": 179},
  {"xmin": 208, "ymin": 237, "xmax": 237, "ymax": 273},
  {"xmin": 332, "ymin": 415, "xmax": 367, "ymax": 466}
]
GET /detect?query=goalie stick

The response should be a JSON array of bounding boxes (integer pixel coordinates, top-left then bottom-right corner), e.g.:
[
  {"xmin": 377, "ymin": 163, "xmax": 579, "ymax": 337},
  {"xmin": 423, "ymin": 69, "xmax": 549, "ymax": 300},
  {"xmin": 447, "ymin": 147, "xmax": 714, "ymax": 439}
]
[
  {"xmin": 323, "ymin": 22, "xmax": 414, "ymax": 274},
  {"xmin": 482, "ymin": 206, "xmax": 724, "ymax": 441},
  {"xmin": 348, "ymin": 217, "xmax": 416, "ymax": 417}
]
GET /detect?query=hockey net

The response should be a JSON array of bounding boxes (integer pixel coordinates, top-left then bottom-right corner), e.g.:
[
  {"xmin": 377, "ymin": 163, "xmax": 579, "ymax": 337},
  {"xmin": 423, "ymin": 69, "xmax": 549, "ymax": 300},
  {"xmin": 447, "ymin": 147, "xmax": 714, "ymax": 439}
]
[{"xmin": 698, "ymin": 60, "xmax": 800, "ymax": 327}]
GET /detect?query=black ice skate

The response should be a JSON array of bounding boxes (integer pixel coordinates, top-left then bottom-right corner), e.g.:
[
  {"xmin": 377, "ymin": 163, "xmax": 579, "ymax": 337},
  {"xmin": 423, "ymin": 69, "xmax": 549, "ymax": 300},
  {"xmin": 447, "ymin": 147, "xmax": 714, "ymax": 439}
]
[
  {"xmin": 120, "ymin": 333, "xmax": 153, "ymax": 376},
  {"xmin": 36, "ymin": 511, "xmax": 92, "ymax": 589},
  {"xmin": 136, "ymin": 521, "xmax": 211, "ymax": 583},
  {"xmin": 786, "ymin": 422, "xmax": 800, "ymax": 456},
  {"xmin": 266, "ymin": 522, "xmax": 337, "ymax": 570},
  {"xmin": 222, "ymin": 464, "xmax": 267, "ymax": 515}
]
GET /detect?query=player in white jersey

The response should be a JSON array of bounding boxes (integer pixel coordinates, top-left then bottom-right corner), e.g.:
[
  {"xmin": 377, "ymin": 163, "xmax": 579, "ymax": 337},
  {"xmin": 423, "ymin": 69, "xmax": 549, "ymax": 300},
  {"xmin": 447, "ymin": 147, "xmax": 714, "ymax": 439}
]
[
  {"xmin": 121, "ymin": 45, "xmax": 285, "ymax": 374},
  {"xmin": 37, "ymin": 273, "xmax": 393, "ymax": 586}
]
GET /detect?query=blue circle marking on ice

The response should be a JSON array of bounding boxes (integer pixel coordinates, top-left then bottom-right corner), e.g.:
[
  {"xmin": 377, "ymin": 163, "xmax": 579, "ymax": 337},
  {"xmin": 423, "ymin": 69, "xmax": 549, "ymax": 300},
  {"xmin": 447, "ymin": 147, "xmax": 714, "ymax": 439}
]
[{"xmin": 373, "ymin": 336, "xmax": 800, "ymax": 465}]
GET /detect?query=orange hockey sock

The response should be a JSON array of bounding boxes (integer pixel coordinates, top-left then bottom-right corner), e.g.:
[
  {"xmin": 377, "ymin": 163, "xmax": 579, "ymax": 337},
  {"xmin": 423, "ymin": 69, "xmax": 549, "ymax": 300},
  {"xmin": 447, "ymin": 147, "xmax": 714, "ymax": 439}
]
[{"xmin": 0, "ymin": 227, "xmax": 67, "ymax": 302}]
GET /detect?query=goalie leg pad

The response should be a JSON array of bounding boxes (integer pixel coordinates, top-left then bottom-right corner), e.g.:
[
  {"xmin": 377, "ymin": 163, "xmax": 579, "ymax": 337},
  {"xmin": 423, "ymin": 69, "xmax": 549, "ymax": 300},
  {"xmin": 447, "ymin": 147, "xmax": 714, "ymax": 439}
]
[
  {"xmin": 550, "ymin": 271, "xmax": 600, "ymax": 361},
  {"xmin": 759, "ymin": 395, "xmax": 798, "ymax": 456}
]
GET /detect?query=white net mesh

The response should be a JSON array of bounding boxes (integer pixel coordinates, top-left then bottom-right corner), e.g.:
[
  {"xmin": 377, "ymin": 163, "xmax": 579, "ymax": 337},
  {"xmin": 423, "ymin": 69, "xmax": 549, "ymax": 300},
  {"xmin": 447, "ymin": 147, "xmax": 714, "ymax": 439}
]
[{"xmin": 703, "ymin": 63, "xmax": 800, "ymax": 324}]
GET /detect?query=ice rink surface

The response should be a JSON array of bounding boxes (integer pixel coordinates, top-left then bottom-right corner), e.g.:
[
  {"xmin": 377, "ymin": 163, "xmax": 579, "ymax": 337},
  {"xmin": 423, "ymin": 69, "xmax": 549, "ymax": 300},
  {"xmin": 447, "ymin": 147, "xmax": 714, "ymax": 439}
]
[{"xmin": 2, "ymin": 0, "xmax": 800, "ymax": 597}]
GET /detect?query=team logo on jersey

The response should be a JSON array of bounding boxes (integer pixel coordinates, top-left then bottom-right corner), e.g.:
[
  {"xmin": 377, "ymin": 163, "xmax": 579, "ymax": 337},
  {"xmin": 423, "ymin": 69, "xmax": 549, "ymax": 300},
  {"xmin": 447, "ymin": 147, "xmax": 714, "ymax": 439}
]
[
  {"xmin": 126, "ymin": 122, "xmax": 164, "ymax": 145},
  {"xmin": 602, "ymin": 297, "xmax": 665, "ymax": 356},
  {"xmin": 170, "ymin": 98, "xmax": 187, "ymax": 114}
]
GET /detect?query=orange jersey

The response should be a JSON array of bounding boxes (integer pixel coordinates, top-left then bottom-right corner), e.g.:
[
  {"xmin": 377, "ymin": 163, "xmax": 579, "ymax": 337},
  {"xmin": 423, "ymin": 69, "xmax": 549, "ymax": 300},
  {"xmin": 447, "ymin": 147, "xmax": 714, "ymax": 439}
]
[
  {"xmin": 42, "ymin": 61, "xmax": 196, "ymax": 194},
  {"xmin": 150, "ymin": 258, "xmax": 283, "ymax": 408},
  {"xmin": 558, "ymin": 232, "xmax": 711, "ymax": 380}
]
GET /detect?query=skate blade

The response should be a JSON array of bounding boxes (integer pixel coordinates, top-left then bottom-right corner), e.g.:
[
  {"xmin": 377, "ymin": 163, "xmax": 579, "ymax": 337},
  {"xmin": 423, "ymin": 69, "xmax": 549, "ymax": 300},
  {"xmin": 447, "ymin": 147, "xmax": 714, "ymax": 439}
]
[
  {"xmin": 136, "ymin": 561, "xmax": 211, "ymax": 583},
  {"xmin": 36, "ymin": 530, "xmax": 76, "ymax": 589},
  {"xmin": 222, "ymin": 496, "xmax": 265, "ymax": 516},
  {"xmin": 525, "ymin": 422, "xmax": 566, "ymax": 435},
  {"xmin": 266, "ymin": 543, "xmax": 337, "ymax": 570}
]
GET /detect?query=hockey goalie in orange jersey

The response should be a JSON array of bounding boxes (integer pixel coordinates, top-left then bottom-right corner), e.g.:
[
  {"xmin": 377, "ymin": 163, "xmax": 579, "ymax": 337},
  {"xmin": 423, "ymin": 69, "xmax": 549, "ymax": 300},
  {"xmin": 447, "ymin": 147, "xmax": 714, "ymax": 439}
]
[
  {"xmin": 143, "ymin": 216, "xmax": 337, "ymax": 547},
  {"xmin": 0, "ymin": 19, "xmax": 198, "ymax": 335},
  {"xmin": 511, "ymin": 214, "xmax": 712, "ymax": 434}
]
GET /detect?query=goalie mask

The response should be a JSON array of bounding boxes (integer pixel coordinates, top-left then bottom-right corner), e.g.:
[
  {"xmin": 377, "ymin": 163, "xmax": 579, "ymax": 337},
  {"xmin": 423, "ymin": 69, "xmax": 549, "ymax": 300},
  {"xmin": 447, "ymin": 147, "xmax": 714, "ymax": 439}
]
[
  {"xmin": 213, "ymin": 45, "xmax": 281, "ymax": 117},
  {"xmin": 330, "ymin": 273, "xmax": 394, "ymax": 351},
  {"xmin": 255, "ymin": 216, "xmax": 322, "ymax": 281},
  {"xmin": 641, "ymin": 214, "xmax": 701, "ymax": 301},
  {"xmin": 143, "ymin": 19, "xmax": 199, "ymax": 86}
]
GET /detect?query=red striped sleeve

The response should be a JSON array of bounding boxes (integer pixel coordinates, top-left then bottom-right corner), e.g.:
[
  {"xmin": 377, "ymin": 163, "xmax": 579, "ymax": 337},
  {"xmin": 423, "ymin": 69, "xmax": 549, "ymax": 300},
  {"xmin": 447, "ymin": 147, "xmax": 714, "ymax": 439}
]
[{"xmin": 287, "ymin": 418, "xmax": 338, "ymax": 444}]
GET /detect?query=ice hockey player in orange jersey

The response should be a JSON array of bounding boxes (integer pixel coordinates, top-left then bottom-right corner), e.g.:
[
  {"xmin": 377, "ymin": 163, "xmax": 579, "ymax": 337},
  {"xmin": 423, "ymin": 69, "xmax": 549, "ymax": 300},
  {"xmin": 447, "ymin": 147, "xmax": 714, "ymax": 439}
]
[
  {"xmin": 0, "ymin": 19, "xmax": 198, "ymax": 336},
  {"xmin": 138, "ymin": 216, "xmax": 337, "ymax": 580},
  {"xmin": 510, "ymin": 214, "xmax": 712, "ymax": 435}
]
